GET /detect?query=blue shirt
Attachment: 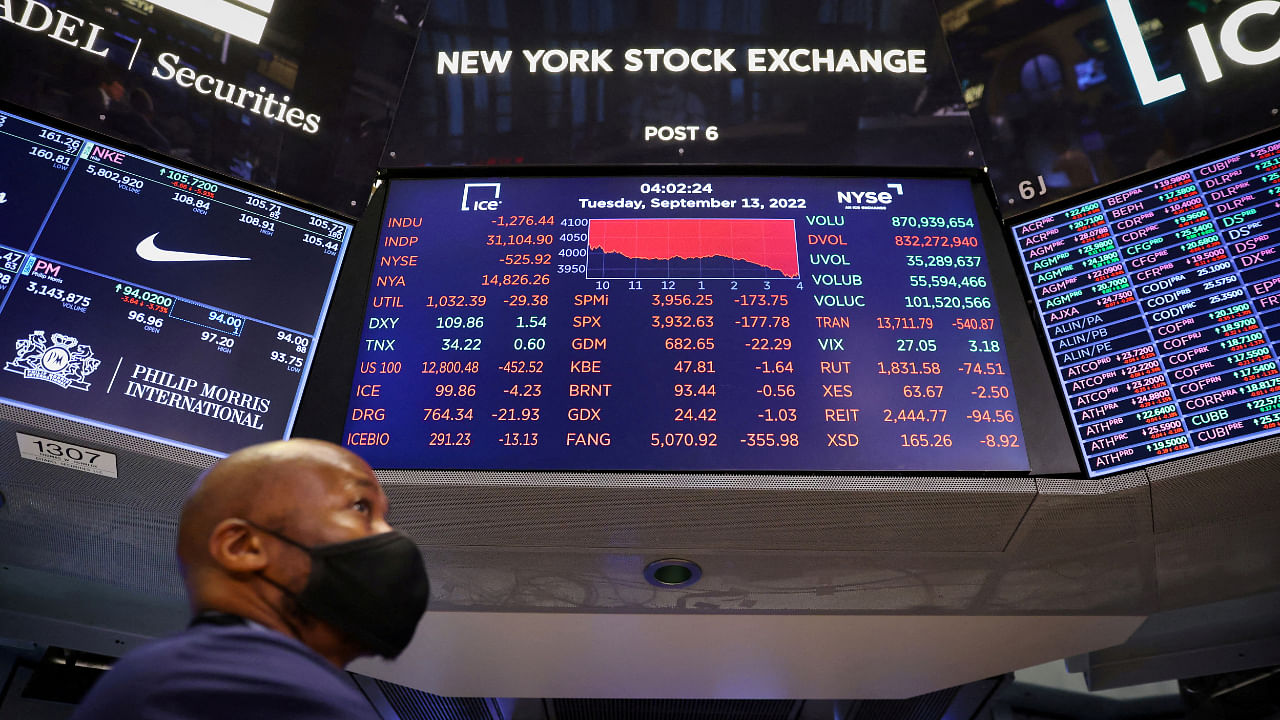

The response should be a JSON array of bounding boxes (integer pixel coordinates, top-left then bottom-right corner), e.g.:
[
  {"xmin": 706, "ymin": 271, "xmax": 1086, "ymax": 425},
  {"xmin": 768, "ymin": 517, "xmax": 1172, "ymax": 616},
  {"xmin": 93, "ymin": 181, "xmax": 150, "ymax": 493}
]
[{"xmin": 72, "ymin": 617, "xmax": 380, "ymax": 720}]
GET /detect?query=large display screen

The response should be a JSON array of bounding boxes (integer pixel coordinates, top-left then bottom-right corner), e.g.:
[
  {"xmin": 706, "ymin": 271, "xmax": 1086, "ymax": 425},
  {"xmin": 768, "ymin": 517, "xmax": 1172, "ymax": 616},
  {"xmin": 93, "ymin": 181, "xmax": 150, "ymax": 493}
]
[
  {"xmin": 1012, "ymin": 135, "xmax": 1280, "ymax": 476},
  {"xmin": 343, "ymin": 175, "xmax": 1030, "ymax": 472},
  {"xmin": 0, "ymin": 108, "xmax": 349, "ymax": 455}
]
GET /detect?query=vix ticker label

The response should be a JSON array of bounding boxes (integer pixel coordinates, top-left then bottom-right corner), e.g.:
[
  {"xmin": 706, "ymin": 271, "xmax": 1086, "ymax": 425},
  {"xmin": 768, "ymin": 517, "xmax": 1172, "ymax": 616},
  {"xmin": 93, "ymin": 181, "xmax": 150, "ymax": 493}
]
[{"xmin": 4, "ymin": 331, "xmax": 100, "ymax": 390}]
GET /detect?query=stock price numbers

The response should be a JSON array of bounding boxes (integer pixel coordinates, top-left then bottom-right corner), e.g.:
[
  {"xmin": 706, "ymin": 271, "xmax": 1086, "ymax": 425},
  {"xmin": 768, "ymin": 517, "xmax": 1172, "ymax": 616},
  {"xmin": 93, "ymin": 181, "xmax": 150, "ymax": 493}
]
[
  {"xmin": 270, "ymin": 351, "xmax": 304, "ymax": 370},
  {"xmin": 27, "ymin": 281, "xmax": 90, "ymax": 308},
  {"xmin": 116, "ymin": 284, "xmax": 173, "ymax": 314},
  {"xmin": 127, "ymin": 310, "xmax": 164, "ymax": 331},
  {"xmin": 344, "ymin": 175, "xmax": 1029, "ymax": 472},
  {"xmin": 35, "ymin": 127, "xmax": 82, "ymax": 155},
  {"xmin": 201, "ymin": 331, "xmax": 235, "ymax": 349},
  {"xmin": 84, "ymin": 163, "xmax": 140, "ymax": 190}
]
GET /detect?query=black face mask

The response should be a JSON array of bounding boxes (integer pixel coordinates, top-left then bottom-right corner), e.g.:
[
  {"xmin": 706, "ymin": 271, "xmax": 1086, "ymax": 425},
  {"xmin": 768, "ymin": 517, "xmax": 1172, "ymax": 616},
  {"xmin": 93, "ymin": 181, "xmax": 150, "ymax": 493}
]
[{"xmin": 247, "ymin": 522, "xmax": 429, "ymax": 659}]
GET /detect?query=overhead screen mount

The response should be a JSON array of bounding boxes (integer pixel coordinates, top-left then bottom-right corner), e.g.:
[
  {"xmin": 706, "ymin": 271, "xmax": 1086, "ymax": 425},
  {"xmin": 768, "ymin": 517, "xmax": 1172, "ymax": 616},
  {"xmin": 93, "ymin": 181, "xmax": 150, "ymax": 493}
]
[
  {"xmin": 1011, "ymin": 129, "xmax": 1280, "ymax": 477},
  {"xmin": 0, "ymin": 105, "xmax": 351, "ymax": 456},
  {"xmin": 335, "ymin": 170, "xmax": 1075, "ymax": 474}
]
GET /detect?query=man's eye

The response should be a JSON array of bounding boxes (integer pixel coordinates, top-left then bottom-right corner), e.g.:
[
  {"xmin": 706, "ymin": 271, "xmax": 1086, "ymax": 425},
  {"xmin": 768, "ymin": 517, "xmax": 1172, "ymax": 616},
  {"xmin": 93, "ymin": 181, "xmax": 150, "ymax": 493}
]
[{"xmin": 353, "ymin": 499, "xmax": 371, "ymax": 513}]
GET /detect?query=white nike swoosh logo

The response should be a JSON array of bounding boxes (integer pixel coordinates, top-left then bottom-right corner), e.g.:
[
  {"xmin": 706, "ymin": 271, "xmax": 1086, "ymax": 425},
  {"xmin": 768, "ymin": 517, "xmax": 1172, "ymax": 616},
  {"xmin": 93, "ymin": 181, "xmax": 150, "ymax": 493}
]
[{"xmin": 135, "ymin": 233, "xmax": 250, "ymax": 263}]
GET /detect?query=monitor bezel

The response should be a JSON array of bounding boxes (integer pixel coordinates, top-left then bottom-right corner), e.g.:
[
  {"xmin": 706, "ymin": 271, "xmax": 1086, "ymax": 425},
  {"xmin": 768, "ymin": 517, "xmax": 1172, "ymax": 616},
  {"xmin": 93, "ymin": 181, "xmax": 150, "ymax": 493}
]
[
  {"xmin": 294, "ymin": 164, "xmax": 1081, "ymax": 477},
  {"xmin": 1003, "ymin": 122, "xmax": 1280, "ymax": 226}
]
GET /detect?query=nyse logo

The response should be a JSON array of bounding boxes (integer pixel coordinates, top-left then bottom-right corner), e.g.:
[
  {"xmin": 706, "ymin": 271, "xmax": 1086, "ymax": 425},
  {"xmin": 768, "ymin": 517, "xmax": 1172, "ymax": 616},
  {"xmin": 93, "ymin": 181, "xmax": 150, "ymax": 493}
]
[
  {"xmin": 461, "ymin": 183, "xmax": 502, "ymax": 211},
  {"xmin": 1108, "ymin": 0, "xmax": 1280, "ymax": 105},
  {"xmin": 148, "ymin": 0, "xmax": 274, "ymax": 44},
  {"xmin": 838, "ymin": 183, "xmax": 903, "ymax": 210}
]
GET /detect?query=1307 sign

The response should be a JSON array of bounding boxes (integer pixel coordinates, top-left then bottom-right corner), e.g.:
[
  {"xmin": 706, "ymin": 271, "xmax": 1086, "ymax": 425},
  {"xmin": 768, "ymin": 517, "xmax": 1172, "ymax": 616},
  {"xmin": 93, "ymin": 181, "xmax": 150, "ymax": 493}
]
[{"xmin": 15, "ymin": 432, "xmax": 118, "ymax": 478}]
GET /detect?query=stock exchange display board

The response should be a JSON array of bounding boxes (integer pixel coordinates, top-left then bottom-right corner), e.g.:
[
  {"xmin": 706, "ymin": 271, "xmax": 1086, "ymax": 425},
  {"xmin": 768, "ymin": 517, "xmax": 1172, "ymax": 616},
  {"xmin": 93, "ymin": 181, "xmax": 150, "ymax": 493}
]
[
  {"xmin": 0, "ymin": 108, "xmax": 349, "ymax": 454},
  {"xmin": 344, "ymin": 175, "xmax": 1030, "ymax": 472},
  {"xmin": 1013, "ymin": 136, "xmax": 1280, "ymax": 476}
]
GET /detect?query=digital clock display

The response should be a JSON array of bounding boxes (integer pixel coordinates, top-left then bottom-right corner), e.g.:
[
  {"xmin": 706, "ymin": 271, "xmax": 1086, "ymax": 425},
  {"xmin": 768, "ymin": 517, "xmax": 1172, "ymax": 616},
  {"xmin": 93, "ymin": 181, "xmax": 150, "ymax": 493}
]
[
  {"xmin": 0, "ymin": 108, "xmax": 350, "ymax": 454},
  {"xmin": 640, "ymin": 183, "xmax": 715, "ymax": 195},
  {"xmin": 343, "ymin": 175, "xmax": 1031, "ymax": 472}
]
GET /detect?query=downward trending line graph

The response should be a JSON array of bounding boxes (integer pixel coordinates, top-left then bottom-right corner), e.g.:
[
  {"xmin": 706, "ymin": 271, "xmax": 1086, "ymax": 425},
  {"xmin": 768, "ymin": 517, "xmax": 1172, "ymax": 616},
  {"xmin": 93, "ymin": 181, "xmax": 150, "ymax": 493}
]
[{"xmin": 586, "ymin": 218, "xmax": 799, "ymax": 279}]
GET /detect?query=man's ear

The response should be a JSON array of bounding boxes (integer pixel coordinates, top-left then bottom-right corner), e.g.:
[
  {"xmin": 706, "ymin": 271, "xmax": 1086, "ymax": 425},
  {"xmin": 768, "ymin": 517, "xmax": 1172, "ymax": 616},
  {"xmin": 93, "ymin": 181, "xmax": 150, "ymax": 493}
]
[{"xmin": 208, "ymin": 519, "xmax": 269, "ymax": 573}]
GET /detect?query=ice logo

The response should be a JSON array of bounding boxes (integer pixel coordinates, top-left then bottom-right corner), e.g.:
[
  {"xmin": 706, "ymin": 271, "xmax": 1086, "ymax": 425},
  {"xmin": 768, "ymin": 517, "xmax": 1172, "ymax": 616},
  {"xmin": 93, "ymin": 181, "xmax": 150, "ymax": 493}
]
[
  {"xmin": 5, "ymin": 331, "xmax": 100, "ymax": 391},
  {"xmin": 1107, "ymin": 0, "xmax": 1280, "ymax": 106},
  {"xmin": 461, "ymin": 183, "xmax": 502, "ymax": 211}
]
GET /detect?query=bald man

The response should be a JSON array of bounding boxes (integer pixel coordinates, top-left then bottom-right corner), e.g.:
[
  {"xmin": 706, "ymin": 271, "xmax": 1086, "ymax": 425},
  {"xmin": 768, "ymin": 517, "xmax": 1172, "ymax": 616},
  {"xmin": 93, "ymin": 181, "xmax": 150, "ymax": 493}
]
[{"xmin": 72, "ymin": 439, "xmax": 429, "ymax": 720}]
